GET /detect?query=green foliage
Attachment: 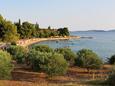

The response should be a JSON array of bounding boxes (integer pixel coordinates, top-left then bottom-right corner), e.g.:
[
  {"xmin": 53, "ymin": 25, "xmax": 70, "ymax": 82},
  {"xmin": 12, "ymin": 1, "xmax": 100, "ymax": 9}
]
[
  {"xmin": 15, "ymin": 19, "xmax": 23, "ymax": 39},
  {"xmin": 28, "ymin": 50, "xmax": 68, "ymax": 76},
  {"xmin": 6, "ymin": 45, "xmax": 28, "ymax": 63},
  {"xmin": 48, "ymin": 26, "xmax": 51, "ymax": 30},
  {"xmin": 15, "ymin": 20, "xmax": 38, "ymax": 39},
  {"xmin": 11, "ymin": 41, "xmax": 17, "ymax": 45},
  {"xmin": 0, "ymin": 50, "xmax": 13, "ymax": 79},
  {"xmin": 0, "ymin": 15, "xmax": 4, "ymax": 24},
  {"xmin": 0, "ymin": 16, "xmax": 19, "ymax": 42},
  {"xmin": 107, "ymin": 66, "xmax": 115, "ymax": 86},
  {"xmin": 22, "ymin": 22, "xmax": 36, "ymax": 38},
  {"xmin": 108, "ymin": 55, "xmax": 115, "ymax": 64},
  {"xmin": 75, "ymin": 49, "xmax": 103, "ymax": 69},
  {"xmin": 31, "ymin": 44, "xmax": 53, "ymax": 53},
  {"xmin": 35, "ymin": 23, "xmax": 39, "ymax": 30},
  {"xmin": 15, "ymin": 21, "xmax": 63, "ymax": 38},
  {"xmin": 55, "ymin": 48, "xmax": 76, "ymax": 66},
  {"xmin": 50, "ymin": 30, "xmax": 58, "ymax": 36},
  {"xmin": 0, "ymin": 15, "xmax": 70, "ymax": 40},
  {"xmin": 58, "ymin": 27, "xmax": 70, "ymax": 36}
]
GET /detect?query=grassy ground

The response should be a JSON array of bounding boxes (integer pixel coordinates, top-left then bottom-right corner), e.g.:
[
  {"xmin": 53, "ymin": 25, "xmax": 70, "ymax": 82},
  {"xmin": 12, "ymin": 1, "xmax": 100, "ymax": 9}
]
[
  {"xmin": 85, "ymin": 80, "xmax": 108, "ymax": 86},
  {"xmin": 0, "ymin": 64, "xmax": 112, "ymax": 86},
  {"xmin": 0, "ymin": 80, "xmax": 108, "ymax": 86}
]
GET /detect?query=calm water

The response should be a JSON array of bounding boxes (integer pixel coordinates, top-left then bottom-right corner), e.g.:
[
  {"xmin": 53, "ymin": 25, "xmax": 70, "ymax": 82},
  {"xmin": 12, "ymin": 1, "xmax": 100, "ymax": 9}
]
[{"xmin": 37, "ymin": 31, "xmax": 115, "ymax": 60}]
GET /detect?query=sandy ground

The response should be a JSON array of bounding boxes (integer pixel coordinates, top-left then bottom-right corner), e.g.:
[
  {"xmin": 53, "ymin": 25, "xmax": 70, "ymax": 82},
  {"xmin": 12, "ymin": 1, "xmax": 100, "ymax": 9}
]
[{"xmin": 17, "ymin": 36, "xmax": 80, "ymax": 47}]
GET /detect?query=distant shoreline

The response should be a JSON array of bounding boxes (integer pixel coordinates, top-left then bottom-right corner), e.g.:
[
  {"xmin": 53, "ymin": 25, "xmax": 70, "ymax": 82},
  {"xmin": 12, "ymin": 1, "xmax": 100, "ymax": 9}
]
[
  {"xmin": 17, "ymin": 36, "xmax": 81, "ymax": 47},
  {"xmin": 70, "ymin": 30, "xmax": 115, "ymax": 32}
]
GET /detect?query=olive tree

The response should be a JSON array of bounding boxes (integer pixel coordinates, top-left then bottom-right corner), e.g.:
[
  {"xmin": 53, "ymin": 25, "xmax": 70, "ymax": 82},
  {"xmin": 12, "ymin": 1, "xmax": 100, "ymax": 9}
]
[
  {"xmin": 6, "ymin": 45, "xmax": 28, "ymax": 63},
  {"xmin": 75, "ymin": 49, "xmax": 103, "ymax": 70},
  {"xmin": 55, "ymin": 48, "xmax": 76, "ymax": 66},
  {"xmin": 30, "ymin": 44, "xmax": 53, "ymax": 53},
  {"xmin": 0, "ymin": 50, "xmax": 13, "ymax": 79},
  {"xmin": 27, "ymin": 50, "xmax": 68, "ymax": 76}
]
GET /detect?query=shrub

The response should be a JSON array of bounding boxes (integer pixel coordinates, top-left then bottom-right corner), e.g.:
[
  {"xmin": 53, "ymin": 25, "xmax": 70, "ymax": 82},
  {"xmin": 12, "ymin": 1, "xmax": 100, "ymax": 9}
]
[
  {"xmin": 55, "ymin": 48, "xmax": 76, "ymax": 66},
  {"xmin": 75, "ymin": 49, "xmax": 103, "ymax": 70},
  {"xmin": 11, "ymin": 41, "xmax": 17, "ymax": 45},
  {"xmin": 30, "ymin": 44, "xmax": 53, "ymax": 53},
  {"xmin": 108, "ymin": 55, "xmax": 115, "ymax": 64},
  {"xmin": 6, "ymin": 45, "xmax": 28, "ymax": 63},
  {"xmin": 28, "ymin": 50, "xmax": 68, "ymax": 76},
  {"xmin": 107, "ymin": 66, "xmax": 115, "ymax": 85},
  {"xmin": 0, "ymin": 50, "xmax": 13, "ymax": 79}
]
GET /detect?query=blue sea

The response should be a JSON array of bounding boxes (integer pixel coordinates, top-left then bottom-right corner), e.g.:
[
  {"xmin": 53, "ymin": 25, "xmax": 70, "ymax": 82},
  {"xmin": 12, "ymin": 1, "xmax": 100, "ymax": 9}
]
[{"xmin": 37, "ymin": 31, "xmax": 115, "ymax": 61}]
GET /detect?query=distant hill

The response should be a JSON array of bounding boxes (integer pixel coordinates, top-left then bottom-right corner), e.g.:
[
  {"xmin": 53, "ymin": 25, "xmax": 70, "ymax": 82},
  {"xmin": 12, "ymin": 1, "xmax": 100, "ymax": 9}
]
[
  {"xmin": 71, "ymin": 30, "xmax": 106, "ymax": 32},
  {"xmin": 71, "ymin": 29, "xmax": 115, "ymax": 32},
  {"xmin": 87, "ymin": 30, "xmax": 106, "ymax": 32},
  {"xmin": 108, "ymin": 30, "xmax": 115, "ymax": 32}
]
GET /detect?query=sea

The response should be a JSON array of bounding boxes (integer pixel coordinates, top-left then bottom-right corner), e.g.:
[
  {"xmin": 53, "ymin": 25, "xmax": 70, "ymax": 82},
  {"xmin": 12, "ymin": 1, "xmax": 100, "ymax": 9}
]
[{"xmin": 37, "ymin": 31, "xmax": 115, "ymax": 61}]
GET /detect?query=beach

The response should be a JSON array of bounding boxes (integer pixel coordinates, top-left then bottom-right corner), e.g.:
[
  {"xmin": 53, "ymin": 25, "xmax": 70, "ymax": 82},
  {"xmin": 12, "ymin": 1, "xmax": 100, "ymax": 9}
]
[{"xmin": 17, "ymin": 36, "xmax": 80, "ymax": 47}]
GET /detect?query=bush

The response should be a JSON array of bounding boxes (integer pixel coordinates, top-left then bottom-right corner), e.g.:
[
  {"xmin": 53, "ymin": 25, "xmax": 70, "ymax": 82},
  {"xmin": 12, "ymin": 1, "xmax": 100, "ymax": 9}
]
[
  {"xmin": 11, "ymin": 41, "xmax": 17, "ymax": 45},
  {"xmin": 6, "ymin": 45, "xmax": 28, "ymax": 63},
  {"xmin": 108, "ymin": 55, "xmax": 115, "ymax": 64},
  {"xmin": 107, "ymin": 66, "xmax": 115, "ymax": 86},
  {"xmin": 30, "ymin": 44, "xmax": 53, "ymax": 53},
  {"xmin": 55, "ymin": 48, "xmax": 76, "ymax": 66},
  {"xmin": 75, "ymin": 49, "xmax": 103, "ymax": 70},
  {"xmin": 28, "ymin": 50, "xmax": 68, "ymax": 76},
  {"xmin": 0, "ymin": 50, "xmax": 13, "ymax": 79}
]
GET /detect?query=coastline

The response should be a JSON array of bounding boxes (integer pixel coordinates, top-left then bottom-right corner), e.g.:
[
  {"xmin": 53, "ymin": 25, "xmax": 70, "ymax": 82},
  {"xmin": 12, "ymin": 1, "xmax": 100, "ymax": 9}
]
[{"xmin": 17, "ymin": 36, "xmax": 80, "ymax": 47}]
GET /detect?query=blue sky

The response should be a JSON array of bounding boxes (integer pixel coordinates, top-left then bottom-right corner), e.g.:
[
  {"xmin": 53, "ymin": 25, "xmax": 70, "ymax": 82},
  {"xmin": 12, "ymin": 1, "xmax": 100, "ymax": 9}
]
[{"xmin": 0, "ymin": 0, "xmax": 115, "ymax": 31}]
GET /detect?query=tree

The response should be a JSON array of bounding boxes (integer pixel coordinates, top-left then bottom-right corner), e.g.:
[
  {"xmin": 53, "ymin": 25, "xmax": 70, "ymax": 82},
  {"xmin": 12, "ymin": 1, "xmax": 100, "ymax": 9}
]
[
  {"xmin": 0, "ymin": 15, "xmax": 19, "ymax": 42},
  {"xmin": 27, "ymin": 50, "xmax": 68, "ymax": 76},
  {"xmin": 107, "ymin": 66, "xmax": 115, "ymax": 85},
  {"xmin": 55, "ymin": 48, "xmax": 76, "ymax": 66},
  {"xmin": 58, "ymin": 27, "xmax": 70, "ymax": 36},
  {"xmin": 48, "ymin": 26, "xmax": 51, "ymax": 30},
  {"xmin": 15, "ymin": 19, "xmax": 22, "ymax": 38},
  {"xmin": 0, "ymin": 15, "xmax": 5, "ymax": 39},
  {"xmin": 6, "ymin": 45, "xmax": 28, "ymax": 63},
  {"xmin": 50, "ymin": 30, "xmax": 58, "ymax": 36},
  {"xmin": 108, "ymin": 55, "xmax": 115, "ymax": 64},
  {"xmin": 75, "ymin": 49, "xmax": 103, "ymax": 70},
  {"xmin": 1, "ymin": 20, "xmax": 19, "ymax": 42},
  {"xmin": 0, "ymin": 50, "xmax": 13, "ymax": 79},
  {"xmin": 0, "ymin": 15, "xmax": 70, "ymax": 40},
  {"xmin": 30, "ymin": 44, "xmax": 53, "ymax": 53},
  {"xmin": 35, "ymin": 22, "xmax": 39, "ymax": 30},
  {"xmin": 0, "ymin": 15, "xmax": 3, "ymax": 21},
  {"xmin": 21, "ymin": 22, "xmax": 36, "ymax": 38},
  {"xmin": 63, "ymin": 27, "xmax": 70, "ymax": 36}
]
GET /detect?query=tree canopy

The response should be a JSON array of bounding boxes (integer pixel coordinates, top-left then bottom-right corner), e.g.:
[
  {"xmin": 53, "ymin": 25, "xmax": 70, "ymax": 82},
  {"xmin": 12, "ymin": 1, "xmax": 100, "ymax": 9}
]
[
  {"xmin": 0, "ymin": 14, "xmax": 70, "ymax": 42},
  {"xmin": 75, "ymin": 49, "xmax": 103, "ymax": 69},
  {"xmin": 0, "ymin": 50, "xmax": 13, "ymax": 79},
  {"xmin": 0, "ymin": 15, "xmax": 19, "ymax": 42},
  {"xmin": 27, "ymin": 50, "xmax": 68, "ymax": 76},
  {"xmin": 55, "ymin": 47, "xmax": 76, "ymax": 66},
  {"xmin": 30, "ymin": 44, "xmax": 53, "ymax": 53},
  {"xmin": 108, "ymin": 55, "xmax": 115, "ymax": 64}
]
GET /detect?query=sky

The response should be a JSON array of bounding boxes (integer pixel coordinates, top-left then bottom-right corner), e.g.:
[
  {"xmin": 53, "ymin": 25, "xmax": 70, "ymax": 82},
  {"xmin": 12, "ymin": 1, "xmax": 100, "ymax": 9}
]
[{"xmin": 0, "ymin": 0, "xmax": 115, "ymax": 31}]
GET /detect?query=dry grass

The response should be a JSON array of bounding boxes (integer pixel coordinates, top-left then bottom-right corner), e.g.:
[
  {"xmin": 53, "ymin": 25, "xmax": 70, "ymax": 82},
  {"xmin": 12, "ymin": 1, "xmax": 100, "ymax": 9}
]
[
  {"xmin": 0, "ymin": 64, "xmax": 111, "ymax": 86},
  {"xmin": 0, "ymin": 80, "xmax": 98, "ymax": 86},
  {"xmin": 0, "ymin": 80, "xmax": 35, "ymax": 86}
]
